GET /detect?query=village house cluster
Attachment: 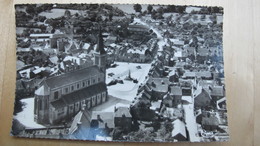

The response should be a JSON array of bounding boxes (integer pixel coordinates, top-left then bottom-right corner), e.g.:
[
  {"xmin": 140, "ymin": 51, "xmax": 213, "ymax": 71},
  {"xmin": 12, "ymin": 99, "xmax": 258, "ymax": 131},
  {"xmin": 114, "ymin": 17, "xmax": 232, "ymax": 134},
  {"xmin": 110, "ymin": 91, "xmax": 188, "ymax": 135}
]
[{"xmin": 13, "ymin": 4, "xmax": 228, "ymax": 142}]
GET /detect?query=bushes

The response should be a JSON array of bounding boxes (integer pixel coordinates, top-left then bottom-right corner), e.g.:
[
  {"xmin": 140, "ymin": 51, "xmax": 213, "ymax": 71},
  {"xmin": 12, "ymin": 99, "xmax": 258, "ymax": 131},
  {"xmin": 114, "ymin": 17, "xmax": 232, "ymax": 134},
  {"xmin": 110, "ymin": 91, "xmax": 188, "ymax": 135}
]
[{"xmin": 11, "ymin": 119, "xmax": 25, "ymax": 136}]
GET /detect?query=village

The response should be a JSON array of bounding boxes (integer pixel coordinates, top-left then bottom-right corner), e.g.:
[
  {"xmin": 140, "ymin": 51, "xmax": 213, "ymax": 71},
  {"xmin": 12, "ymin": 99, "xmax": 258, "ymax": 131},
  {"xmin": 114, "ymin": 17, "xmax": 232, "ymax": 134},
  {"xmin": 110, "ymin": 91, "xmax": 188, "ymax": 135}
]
[{"xmin": 12, "ymin": 4, "xmax": 228, "ymax": 142}]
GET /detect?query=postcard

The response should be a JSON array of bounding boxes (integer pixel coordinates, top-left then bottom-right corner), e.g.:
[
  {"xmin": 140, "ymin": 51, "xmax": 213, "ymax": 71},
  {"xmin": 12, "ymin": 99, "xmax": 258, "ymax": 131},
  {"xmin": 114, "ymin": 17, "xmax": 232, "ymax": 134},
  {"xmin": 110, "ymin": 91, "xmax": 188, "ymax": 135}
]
[{"xmin": 12, "ymin": 3, "xmax": 228, "ymax": 142}]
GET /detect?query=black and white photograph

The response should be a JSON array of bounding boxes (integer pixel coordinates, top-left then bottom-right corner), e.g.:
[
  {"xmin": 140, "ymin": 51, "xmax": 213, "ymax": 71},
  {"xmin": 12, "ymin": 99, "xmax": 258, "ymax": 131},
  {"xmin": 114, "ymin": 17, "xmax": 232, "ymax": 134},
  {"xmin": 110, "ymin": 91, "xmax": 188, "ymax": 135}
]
[{"xmin": 11, "ymin": 3, "xmax": 228, "ymax": 142}]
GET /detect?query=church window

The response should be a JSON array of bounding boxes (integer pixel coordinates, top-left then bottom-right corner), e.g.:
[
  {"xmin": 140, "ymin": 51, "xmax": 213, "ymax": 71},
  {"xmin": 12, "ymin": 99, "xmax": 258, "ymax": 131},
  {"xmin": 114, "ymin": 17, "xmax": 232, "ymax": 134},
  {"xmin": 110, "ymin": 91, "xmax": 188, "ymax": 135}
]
[
  {"xmin": 70, "ymin": 105, "xmax": 74, "ymax": 112},
  {"xmin": 44, "ymin": 99, "xmax": 48, "ymax": 109},
  {"xmin": 77, "ymin": 83, "xmax": 80, "ymax": 89},
  {"xmin": 39, "ymin": 99, "xmax": 42, "ymax": 110},
  {"xmin": 71, "ymin": 85, "xmax": 74, "ymax": 91},
  {"xmin": 82, "ymin": 82, "xmax": 85, "ymax": 87},
  {"xmin": 65, "ymin": 88, "xmax": 68, "ymax": 93}
]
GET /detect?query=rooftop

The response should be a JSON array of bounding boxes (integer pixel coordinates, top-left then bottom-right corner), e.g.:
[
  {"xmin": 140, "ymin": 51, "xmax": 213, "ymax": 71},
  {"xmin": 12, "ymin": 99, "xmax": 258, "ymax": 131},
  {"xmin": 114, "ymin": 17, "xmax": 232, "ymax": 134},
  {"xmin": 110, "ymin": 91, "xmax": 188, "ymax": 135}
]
[
  {"xmin": 44, "ymin": 66, "xmax": 102, "ymax": 89},
  {"xmin": 171, "ymin": 119, "xmax": 187, "ymax": 138},
  {"xmin": 115, "ymin": 107, "xmax": 132, "ymax": 118},
  {"xmin": 91, "ymin": 111, "xmax": 115, "ymax": 129},
  {"xmin": 147, "ymin": 78, "xmax": 170, "ymax": 93},
  {"xmin": 50, "ymin": 82, "xmax": 107, "ymax": 109},
  {"xmin": 170, "ymin": 86, "xmax": 182, "ymax": 96}
]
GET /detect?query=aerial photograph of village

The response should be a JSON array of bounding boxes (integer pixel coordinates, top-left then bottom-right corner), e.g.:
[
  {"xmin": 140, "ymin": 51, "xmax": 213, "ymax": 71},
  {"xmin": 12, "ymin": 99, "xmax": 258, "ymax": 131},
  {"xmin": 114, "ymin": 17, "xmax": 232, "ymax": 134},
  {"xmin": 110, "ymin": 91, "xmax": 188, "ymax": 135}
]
[{"xmin": 11, "ymin": 4, "xmax": 228, "ymax": 142}]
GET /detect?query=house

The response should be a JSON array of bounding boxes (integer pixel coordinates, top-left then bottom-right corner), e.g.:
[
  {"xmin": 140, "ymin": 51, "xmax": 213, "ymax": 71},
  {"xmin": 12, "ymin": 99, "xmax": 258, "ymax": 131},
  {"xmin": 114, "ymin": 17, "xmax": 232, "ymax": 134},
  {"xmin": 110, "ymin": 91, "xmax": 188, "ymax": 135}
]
[
  {"xmin": 128, "ymin": 24, "xmax": 151, "ymax": 34},
  {"xmin": 194, "ymin": 88, "xmax": 212, "ymax": 108},
  {"xmin": 145, "ymin": 77, "xmax": 170, "ymax": 101},
  {"xmin": 49, "ymin": 56, "xmax": 59, "ymax": 65},
  {"xmin": 116, "ymin": 44, "xmax": 152, "ymax": 63},
  {"xmin": 114, "ymin": 107, "xmax": 132, "ymax": 132},
  {"xmin": 34, "ymin": 29, "xmax": 108, "ymax": 125},
  {"xmin": 171, "ymin": 119, "xmax": 187, "ymax": 141},
  {"xmin": 68, "ymin": 108, "xmax": 92, "ymax": 135},
  {"xmin": 91, "ymin": 111, "xmax": 115, "ymax": 130},
  {"xmin": 148, "ymin": 61, "xmax": 165, "ymax": 77},
  {"xmin": 169, "ymin": 71, "xmax": 179, "ymax": 83},
  {"xmin": 216, "ymin": 97, "xmax": 226, "ymax": 110},
  {"xmin": 210, "ymin": 86, "xmax": 225, "ymax": 102},
  {"xmin": 169, "ymin": 86, "xmax": 182, "ymax": 106},
  {"xmin": 161, "ymin": 107, "xmax": 183, "ymax": 120},
  {"xmin": 104, "ymin": 36, "xmax": 117, "ymax": 46},
  {"xmin": 162, "ymin": 86, "xmax": 182, "ymax": 107},
  {"xmin": 69, "ymin": 110, "xmax": 114, "ymax": 141},
  {"xmin": 29, "ymin": 33, "xmax": 66, "ymax": 48},
  {"xmin": 179, "ymin": 79, "xmax": 192, "ymax": 96},
  {"xmin": 150, "ymin": 100, "xmax": 162, "ymax": 111},
  {"xmin": 201, "ymin": 114, "xmax": 219, "ymax": 131},
  {"xmin": 16, "ymin": 60, "xmax": 25, "ymax": 71}
]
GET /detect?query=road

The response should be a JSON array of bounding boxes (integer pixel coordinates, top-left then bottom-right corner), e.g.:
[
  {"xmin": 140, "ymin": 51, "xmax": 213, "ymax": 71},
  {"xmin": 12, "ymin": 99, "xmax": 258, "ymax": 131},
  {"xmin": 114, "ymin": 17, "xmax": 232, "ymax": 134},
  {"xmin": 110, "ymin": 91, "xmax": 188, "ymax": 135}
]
[{"xmin": 183, "ymin": 96, "xmax": 200, "ymax": 142}]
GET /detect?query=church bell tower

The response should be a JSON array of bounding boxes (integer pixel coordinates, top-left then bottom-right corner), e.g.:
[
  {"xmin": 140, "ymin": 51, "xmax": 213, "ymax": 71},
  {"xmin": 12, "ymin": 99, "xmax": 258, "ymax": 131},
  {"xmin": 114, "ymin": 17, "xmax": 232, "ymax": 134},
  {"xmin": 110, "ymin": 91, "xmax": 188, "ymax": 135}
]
[{"xmin": 94, "ymin": 27, "xmax": 107, "ymax": 77}]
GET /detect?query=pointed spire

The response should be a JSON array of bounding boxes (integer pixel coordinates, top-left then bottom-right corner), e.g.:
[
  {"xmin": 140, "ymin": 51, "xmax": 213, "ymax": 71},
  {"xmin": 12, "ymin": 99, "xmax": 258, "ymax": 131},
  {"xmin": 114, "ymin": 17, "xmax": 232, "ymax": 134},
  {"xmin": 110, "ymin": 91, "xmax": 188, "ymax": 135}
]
[{"xmin": 95, "ymin": 25, "xmax": 106, "ymax": 54}]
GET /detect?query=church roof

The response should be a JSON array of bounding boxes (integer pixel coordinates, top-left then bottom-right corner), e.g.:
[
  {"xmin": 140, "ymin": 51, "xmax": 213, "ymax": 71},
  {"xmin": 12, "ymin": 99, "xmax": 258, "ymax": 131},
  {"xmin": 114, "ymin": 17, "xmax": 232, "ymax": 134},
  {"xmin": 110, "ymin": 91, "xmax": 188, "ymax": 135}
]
[
  {"xmin": 50, "ymin": 98, "xmax": 66, "ymax": 109},
  {"xmin": 50, "ymin": 82, "xmax": 107, "ymax": 109},
  {"xmin": 44, "ymin": 66, "xmax": 101, "ymax": 89},
  {"xmin": 62, "ymin": 82, "xmax": 107, "ymax": 105},
  {"xmin": 35, "ymin": 84, "xmax": 50, "ymax": 96}
]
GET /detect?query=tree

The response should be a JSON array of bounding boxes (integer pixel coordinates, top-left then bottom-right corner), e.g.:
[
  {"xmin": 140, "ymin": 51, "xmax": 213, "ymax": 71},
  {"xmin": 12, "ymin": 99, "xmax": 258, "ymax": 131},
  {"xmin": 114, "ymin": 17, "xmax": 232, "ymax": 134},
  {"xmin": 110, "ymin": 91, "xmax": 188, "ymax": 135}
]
[
  {"xmin": 147, "ymin": 5, "xmax": 153, "ymax": 14},
  {"xmin": 176, "ymin": 6, "xmax": 186, "ymax": 13},
  {"xmin": 108, "ymin": 12, "xmax": 113, "ymax": 21},
  {"xmin": 166, "ymin": 5, "xmax": 176, "ymax": 12},
  {"xmin": 151, "ymin": 10, "xmax": 157, "ymax": 19},
  {"xmin": 38, "ymin": 16, "xmax": 46, "ymax": 22},
  {"xmin": 64, "ymin": 9, "xmax": 71, "ymax": 18},
  {"xmin": 75, "ymin": 13, "xmax": 79, "ymax": 17},
  {"xmin": 26, "ymin": 4, "xmax": 36, "ymax": 14},
  {"xmin": 133, "ymin": 4, "xmax": 142, "ymax": 13},
  {"xmin": 157, "ymin": 7, "xmax": 164, "ymax": 15}
]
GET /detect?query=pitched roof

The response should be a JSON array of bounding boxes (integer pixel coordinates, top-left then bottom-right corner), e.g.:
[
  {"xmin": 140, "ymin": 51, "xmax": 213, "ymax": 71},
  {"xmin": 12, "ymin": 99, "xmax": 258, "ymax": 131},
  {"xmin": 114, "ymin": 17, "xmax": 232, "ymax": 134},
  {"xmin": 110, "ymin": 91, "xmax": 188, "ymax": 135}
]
[
  {"xmin": 50, "ymin": 82, "xmax": 107, "ymax": 109},
  {"xmin": 35, "ymin": 84, "xmax": 50, "ymax": 96},
  {"xmin": 62, "ymin": 82, "xmax": 107, "ymax": 105},
  {"xmin": 16, "ymin": 60, "xmax": 25, "ymax": 70},
  {"xmin": 210, "ymin": 86, "xmax": 225, "ymax": 97},
  {"xmin": 49, "ymin": 56, "xmax": 59, "ymax": 64},
  {"xmin": 171, "ymin": 119, "xmax": 187, "ymax": 138},
  {"xmin": 147, "ymin": 78, "xmax": 170, "ymax": 93},
  {"xmin": 115, "ymin": 107, "xmax": 132, "ymax": 118},
  {"xmin": 196, "ymin": 72, "xmax": 212, "ymax": 78},
  {"xmin": 195, "ymin": 88, "xmax": 211, "ymax": 100},
  {"xmin": 44, "ymin": 66, "xmax": 101, "ymax": 89},
  {"xmin": 202, "ymin": 115, "xmax": 219, "ymax": 126},
  {"xmin": 128, "ymin": 24, "xmax": 150, "ymax": 30},
  {"xmin": 91, "ymin": 111, "xmax": 115, "ymax": 129},
  {"xmin": 50, "ymin": 98, "xmax": 66, "ymax": 109},
  {"xmin": 68, "ymin": 110, "xmax": 92, "ymax": 134},
  {"xmin": 170, "ymin": 86, "xmax": 182, "ymax": 96}
]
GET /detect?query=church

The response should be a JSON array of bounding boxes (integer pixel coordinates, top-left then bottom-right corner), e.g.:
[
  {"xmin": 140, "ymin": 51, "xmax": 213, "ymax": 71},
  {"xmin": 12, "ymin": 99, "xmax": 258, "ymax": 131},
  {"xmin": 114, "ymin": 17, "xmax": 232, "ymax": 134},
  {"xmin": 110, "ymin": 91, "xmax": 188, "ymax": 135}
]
[{"xmin": 34, "ymin": 30, "xmax": 107, "ymax": 125}]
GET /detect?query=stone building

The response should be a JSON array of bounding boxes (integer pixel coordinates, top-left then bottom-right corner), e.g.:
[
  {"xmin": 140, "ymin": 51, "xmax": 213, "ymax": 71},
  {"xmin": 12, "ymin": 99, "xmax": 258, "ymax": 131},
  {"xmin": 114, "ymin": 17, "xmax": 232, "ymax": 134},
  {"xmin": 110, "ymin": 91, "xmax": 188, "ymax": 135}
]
[{"xmin": 34, "ymin": 30, "xmax": 107, "ymax": 125}]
